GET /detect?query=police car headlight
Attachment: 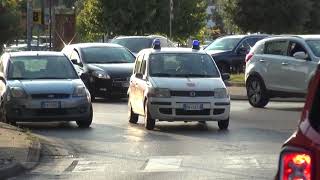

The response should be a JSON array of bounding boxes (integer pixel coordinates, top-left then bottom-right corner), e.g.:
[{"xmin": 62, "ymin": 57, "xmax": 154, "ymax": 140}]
[
  {"xmin": 92, "ymin": 70, "xmax": 111, "ymax": 79},
  {"xmin": 214, "ymin": 88, "xmax": 228, "ymax": 98},
  {"xmin": 148, "ymin": 88, "xmax": 171, "ymax": 98}
]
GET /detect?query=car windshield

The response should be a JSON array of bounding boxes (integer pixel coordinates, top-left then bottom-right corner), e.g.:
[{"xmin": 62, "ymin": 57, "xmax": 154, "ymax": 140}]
[
  {"xmin": 8, "ymin": 56, "xmax": 78, "ymax": 80},
  {"xmin": 111, "ymin": 38, "xmax": 152, "ymax": 53},
  {"xmin": 81, "ymin": 47, "xmax": 135, "ymax": 64},
  {"xmin": 306, "ymin": 40, "xmax": 320, "ymax": 57},
  {"xmin": 205, "ymin": 37, "xmax": 242, "ymax": 51},
  {"xmin": 149, "ymin": 53, "xmax": 220, "ymax": 78}
]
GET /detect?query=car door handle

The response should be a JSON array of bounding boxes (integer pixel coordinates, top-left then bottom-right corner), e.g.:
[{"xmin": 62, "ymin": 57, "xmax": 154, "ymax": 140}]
[
  {"xmin": 282, "ymin": 62, "xmax": 289, "ymax": 66},
  {"xmin": 259, "ymin": 59, "xmax": 265, "ymax": 63}
]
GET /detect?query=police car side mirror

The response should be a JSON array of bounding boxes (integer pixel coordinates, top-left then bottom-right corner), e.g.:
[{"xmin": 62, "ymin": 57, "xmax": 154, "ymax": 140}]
[
  {"xmin": 71, "ymin": 59, "xmax": 78, "ymax": 64},
  {"xmin": 135, "ymin": 73, "xmax": 143, "ymax": 79},
  {"xmin": 0, "ymin": 73, "xmax": 6, "ymax": 84},
  {"xmin": 222, "ymin": 73, "xmax": 230, "ymax": 81}
]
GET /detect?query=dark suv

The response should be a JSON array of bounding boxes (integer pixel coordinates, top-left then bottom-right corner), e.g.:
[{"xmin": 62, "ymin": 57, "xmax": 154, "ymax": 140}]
[
  {"xmin": 110, "ymin": 35, "xmax": 175, "ymax": 55},
  {"xmin": 205, "ymin": 34, "xmax": 269, "ymax": 73}
]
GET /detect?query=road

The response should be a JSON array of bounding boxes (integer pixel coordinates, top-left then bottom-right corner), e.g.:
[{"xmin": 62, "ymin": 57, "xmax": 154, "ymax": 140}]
[{"xmin": 11, "ymin": 99, "xmax": 304, "ymax": 180}]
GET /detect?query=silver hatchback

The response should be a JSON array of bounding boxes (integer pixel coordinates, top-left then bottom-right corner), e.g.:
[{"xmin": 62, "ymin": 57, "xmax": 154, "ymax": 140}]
[
  {"xmin": 245, "ymin": 35, "xmax": 320, "ymax": 107},
  {"xmin": 0, "ymin": 52, "xmax": 93, "ymax": 127}
]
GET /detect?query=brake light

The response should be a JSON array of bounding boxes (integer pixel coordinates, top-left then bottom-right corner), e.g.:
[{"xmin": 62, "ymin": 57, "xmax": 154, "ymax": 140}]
[
  {"xmin": 281, "ymin": 152, "xmax": 311, "ymax": 180},
  {"xmin": 245, "ymin": 53, "xmax": 254, "ymax": 63}
]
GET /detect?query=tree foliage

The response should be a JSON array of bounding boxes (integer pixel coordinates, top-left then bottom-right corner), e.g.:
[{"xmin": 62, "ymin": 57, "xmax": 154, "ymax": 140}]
[
  {"xmin": 0, "ymin": 0, "xmax": 21, "ymax": 53},
  {"xmin": 218, "ymin": 0, "xmax": 320, "ymax": 34},
  {"xmin": 77, "ymin": 0, "xmax": 208, "ymax": 43}
]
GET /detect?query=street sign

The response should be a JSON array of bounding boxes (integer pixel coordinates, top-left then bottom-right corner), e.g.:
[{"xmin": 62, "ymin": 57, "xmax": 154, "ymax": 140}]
[{"xmin": 33, "ymin": 9, "xmax": 42, "ymax": 24}]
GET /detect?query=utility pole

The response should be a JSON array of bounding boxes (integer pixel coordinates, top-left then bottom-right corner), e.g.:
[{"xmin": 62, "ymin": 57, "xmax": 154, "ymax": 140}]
[
  {"xmin": 49, "ymin": 0, "xmax": 52, "ymax": 50},
  {"xmin": 169, "ymin": 0, "xmax": 173, "ymax": 39},
  {"xmin": 27, "ymin": 0, "xmax": 33, "ymax": 51}
]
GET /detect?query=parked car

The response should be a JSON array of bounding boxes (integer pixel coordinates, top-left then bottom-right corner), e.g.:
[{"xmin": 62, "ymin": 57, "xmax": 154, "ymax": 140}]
[
  {"xmin": 205, "ymin": 34, "xmax": 269, "ymax": 73},
  {"xmin": 110, "ymin": 35, "xmax": 175, "ymax": 56},
  {"xmin": 0, "ymin": 51, "xmax": 92, "ymax": 127},
  {"xmin": 128, "ymin": 39, "xmax": 230, "ymax": 130},
  {"xmin": 274, "ymin": 63, "xmax": 320, "ymax": 180},
  {"xmin": 245, "ymin": 35, "xmax": 320, "ymax": 108},
  {"xmin": 62, "ymin": 43, "xmax": 135, "ymax": 100}
]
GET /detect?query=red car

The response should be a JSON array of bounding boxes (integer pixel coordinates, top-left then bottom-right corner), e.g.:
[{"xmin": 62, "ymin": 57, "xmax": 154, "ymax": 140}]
[{"xmin": 275, "ymin": 66, "xmax": 320, "ymax": 180}]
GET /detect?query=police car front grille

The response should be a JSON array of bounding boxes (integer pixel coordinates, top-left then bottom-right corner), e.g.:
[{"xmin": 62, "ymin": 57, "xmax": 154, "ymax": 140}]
[{"xmin": 170, "ymin": 91, "xmax": 214, "ymax": 97}]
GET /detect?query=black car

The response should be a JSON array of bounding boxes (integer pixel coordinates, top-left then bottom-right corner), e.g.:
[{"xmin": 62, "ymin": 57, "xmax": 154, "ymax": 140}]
[
  {"xmin": 110, "ymin": 35, "xmax": 175, "ymax": 56},
  {"xmin": 62, "ymin": 43, "xmax": 135, "ymax": 100},
  {"xmin": 205, "ymin": 34, "xmax": 269, "ymax": 73}
]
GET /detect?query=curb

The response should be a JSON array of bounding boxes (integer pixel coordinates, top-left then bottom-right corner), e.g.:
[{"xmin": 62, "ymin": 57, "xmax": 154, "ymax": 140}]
[{"xmin": 0, "ymin": 127, "xmax": 41, "ymax": 179}]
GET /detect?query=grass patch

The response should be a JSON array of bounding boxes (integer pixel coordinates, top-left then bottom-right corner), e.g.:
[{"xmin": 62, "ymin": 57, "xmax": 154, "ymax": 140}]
[{"xmin": 230, "ymin": 73, "xmax": 245, "ymax": 84}]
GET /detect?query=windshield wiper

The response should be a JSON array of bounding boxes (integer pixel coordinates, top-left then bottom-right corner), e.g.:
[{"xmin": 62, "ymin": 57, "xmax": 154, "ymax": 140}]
[
  {"xmin": 91, "ymin": 61, "xmax": 128, "ymax": 64},
  {"xmin": 175, "ymin": 74, "xmax": 214, "ymax": 78},
  {"xmin": 151, "ymin": 73, "xmax": 173, "ymax": 77},
  {"xmin": 33, "ymin": 77, "xmax": 67, "ymax": 79},
  {"xmin": 9, "ymin": 77, "xmax": 31, "ymax": 80}
]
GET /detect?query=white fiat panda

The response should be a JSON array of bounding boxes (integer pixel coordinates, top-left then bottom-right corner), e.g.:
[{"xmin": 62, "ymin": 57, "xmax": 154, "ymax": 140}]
[{"xmin": 128, "ymin": 39, "xmax": 231, "ymax": 130}]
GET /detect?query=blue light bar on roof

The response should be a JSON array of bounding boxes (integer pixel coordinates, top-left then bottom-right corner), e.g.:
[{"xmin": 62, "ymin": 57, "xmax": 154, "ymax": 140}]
[
  {"xmin": 153, "ymin": 39, "xmax": 161, "ymax": 49},
  {"xmin": 192, "ymin": 40, "xmax": 200, "ymax": 50}
]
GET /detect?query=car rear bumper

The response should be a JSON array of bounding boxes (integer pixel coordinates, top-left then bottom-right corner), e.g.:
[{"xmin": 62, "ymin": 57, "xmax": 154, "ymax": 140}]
[{"xmin": 148, "ymin": 97, "xmax": 230, "ymax": 121}]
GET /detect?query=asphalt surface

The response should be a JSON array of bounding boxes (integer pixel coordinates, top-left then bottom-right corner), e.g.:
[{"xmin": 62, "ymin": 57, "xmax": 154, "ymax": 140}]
[{"xmin": 10, "ymin": 99, "xmax": 304, "ymax": 180}]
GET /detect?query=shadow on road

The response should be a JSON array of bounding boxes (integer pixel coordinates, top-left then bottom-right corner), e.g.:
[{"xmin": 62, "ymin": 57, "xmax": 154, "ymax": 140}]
[
  {"xmin": 93, "ymin": 97, "xmax": 128, "ymax": 104},
  {"xmin": 264, "ymin": 107, "xmax": 303, "ymax": 112}
]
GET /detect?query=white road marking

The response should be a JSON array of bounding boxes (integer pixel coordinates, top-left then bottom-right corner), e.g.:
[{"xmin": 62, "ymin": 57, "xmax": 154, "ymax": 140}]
[{"xmin": 144, "ymin": 157, "xmax": 182, "ymax": 172}]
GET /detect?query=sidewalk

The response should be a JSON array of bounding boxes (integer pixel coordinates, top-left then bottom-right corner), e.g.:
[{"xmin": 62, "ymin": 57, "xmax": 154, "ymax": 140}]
[{"xmin": 0, "ymin": 123, "xmax": 41, "ymax": 179}]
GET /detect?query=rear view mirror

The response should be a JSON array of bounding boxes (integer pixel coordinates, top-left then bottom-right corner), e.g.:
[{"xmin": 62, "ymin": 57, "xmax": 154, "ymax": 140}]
[
  {"xmin": 71, "ymin": 59, "xmax": 78, "ymax": 64},
  {"xmin": 222, "ymin": 73, "xmax": 230, "ymax": 81},
  {"xmin": 293, "ymin": 52, "xmax": 308, "ymax": 60},
  {"xmin": 0, "ymin": 73, "xmax": 6, "ymax": 84}
]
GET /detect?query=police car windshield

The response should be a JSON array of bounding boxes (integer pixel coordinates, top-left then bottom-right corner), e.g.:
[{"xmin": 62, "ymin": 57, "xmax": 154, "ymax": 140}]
[{"xmin": 149, "ymin": 53, "xmax": 220, "ymax": 78}]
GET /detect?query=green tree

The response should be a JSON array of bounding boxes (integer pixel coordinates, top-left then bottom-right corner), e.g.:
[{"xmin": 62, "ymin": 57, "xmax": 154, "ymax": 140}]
[
  {"xmin": 0, "ymin": 0, "xmax": 21, "ymax": 53},
  {"xmin": 76, "ymin": 0, "xmax": 104, "ymax": 41},
  {"xmin": 77, "ymin": 0, "xmax": 208, "ymax": 43},
  {"xmin": 305, "ymin": 0, "xmax": 320, "ymax": 33},
  {"xmin": 218, "ymin": 0, "xmax": 312, "ymax": 34}
]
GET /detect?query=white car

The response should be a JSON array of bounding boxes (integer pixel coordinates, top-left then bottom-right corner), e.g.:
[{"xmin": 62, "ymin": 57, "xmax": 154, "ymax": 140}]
[
  {"xmin": 128, "ymin": 40, "xmax": 231, "ymax": 130},
  {"xmin": 245, "ymin": 35, "xmax": 320, "ymax": 108}
]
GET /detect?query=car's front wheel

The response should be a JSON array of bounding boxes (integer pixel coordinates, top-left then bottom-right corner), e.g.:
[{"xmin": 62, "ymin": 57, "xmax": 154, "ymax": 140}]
[
  {"xmin": 77, "ymin": 106, "xmax": 93, "ymax": 128},
  {"xmin": 128, "ymin": 102, "xmax": 139, "ymax": 124},
  {"xmin": 218, "ymin": 118, "xmax": 229, "ymax": 130},
  {"xmin": 144, "ymin": 101, "xmax": 155, "ymax": 130},
  {"xmin": 246, "ymin": 76, "xmax": 269, "ymax": 108}
]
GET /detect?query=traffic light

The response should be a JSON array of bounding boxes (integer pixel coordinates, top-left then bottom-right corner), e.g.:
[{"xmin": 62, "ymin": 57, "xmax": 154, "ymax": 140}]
[{"xmin": 33, "ymin": 9, "xmax": 42, "ymax": 25}]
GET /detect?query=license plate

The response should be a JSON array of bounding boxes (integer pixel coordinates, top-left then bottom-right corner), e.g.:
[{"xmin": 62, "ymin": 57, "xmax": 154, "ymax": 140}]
[
  {"xmin": 41, "ymin": 101, "xmax": 60, "ymax": 109},
  {"xmin": 122, "ymin": 82, "xmax": 129, "ymax": 88},
  {"xmin": 183, "ymin": 103, "xmax": 203, "ymax": 111}
]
